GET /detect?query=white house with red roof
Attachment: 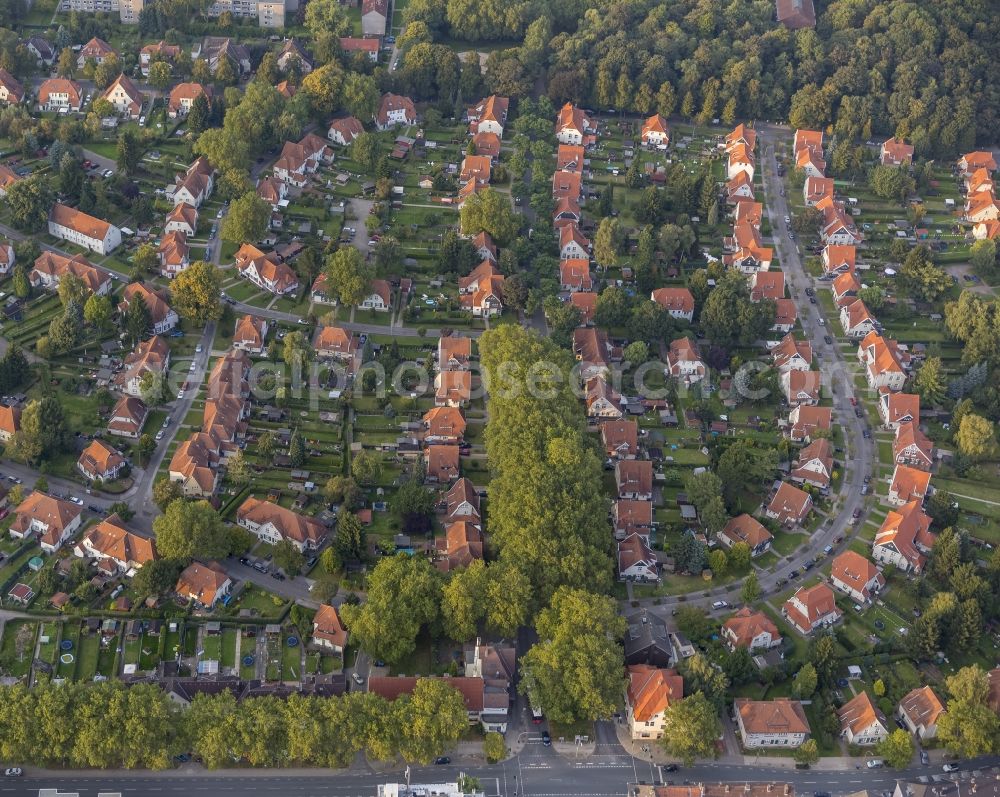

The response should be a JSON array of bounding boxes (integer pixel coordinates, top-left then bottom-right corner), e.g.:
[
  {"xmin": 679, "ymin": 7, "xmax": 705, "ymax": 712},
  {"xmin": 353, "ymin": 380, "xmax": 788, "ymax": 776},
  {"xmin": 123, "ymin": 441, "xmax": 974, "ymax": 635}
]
[
  {"xmin": 375, "ymin": 93, "xmax": 416, "ymax": 131},
  {"xmin": 782, "ymin": 583, "xmax": 841, "ymax": 634}
]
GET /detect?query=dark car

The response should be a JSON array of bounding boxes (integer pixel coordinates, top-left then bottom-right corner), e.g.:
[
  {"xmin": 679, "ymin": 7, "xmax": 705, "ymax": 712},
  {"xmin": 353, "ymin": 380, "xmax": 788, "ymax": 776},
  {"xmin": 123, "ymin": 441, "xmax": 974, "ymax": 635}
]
[
  {"xmin": 271, "ymin": 571, "xmax": 286, "ymax": 581},
  {"xmin": 920, "ymin": 751, "xmax": 929, "ymax": 765},
  {"xmin": 805, "ymin": 288, "xmax": 814, "ymax": 296},
  {"xmin": 434, "ymin": 757, "xmax": 450, "ymax": 765},
  {"xmin": 541, "ymin": 731, "xmax": 551, "ymax": 746},
  {"xmin": 239, "ymin": 557, "xmax": 250, "ymax": 566},
  {"xmin": 855, "ymin": 408, "xmax": 864, "ymax": 417},
  {"xmin": 788, "ymin": 569, "xmax": 799, "ymax": 578},
  {"xmin": 664, "ymin": 764, "xmax": 679, "ymax": 772},
  {"xmin": 809, "ymin": 296, "xmax": 817, "ymax": 304}
]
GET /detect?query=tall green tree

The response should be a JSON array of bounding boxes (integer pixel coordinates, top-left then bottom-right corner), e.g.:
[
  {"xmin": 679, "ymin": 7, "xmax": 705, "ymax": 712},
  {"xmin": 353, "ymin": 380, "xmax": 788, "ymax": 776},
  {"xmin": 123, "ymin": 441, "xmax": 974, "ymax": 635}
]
[{"xmin": 519, "ymin": 588, "xmax": 626, "ymax": 724}]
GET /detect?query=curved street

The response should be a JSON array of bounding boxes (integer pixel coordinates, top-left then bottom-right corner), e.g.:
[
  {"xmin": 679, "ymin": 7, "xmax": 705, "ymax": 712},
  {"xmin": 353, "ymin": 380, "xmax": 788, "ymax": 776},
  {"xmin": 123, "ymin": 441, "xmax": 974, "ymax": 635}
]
[{"xmin": 629, "ymin": 126, "xmax": 877, "ymax": 620}]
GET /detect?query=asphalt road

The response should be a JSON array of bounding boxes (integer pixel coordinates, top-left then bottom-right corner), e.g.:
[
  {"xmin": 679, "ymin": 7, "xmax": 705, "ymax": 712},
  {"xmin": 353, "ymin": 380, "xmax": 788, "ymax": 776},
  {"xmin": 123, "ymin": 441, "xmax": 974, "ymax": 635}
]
[
  {"xmin": 630, "ymin": 128, "xmax": 877, "ymax": 621},
  {"xmin": 8, "ymin": 753, "xmax": 999, "ymax": 797}
]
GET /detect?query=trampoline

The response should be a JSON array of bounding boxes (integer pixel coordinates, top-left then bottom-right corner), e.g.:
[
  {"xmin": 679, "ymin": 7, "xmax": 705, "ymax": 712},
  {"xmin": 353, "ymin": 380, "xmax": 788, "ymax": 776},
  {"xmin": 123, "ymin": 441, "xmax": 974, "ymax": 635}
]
[
  {"xmin": 60, "ymin": 640, "xmax": 74, "ymax": 651},
  {"xmin": 286, "ymin": 636, "xmax": 299, "ymax": 647}
]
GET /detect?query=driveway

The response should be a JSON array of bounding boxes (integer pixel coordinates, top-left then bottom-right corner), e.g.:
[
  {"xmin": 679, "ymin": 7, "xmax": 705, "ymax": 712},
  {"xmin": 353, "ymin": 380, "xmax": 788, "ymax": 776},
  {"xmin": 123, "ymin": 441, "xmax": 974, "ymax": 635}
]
[{"xmin": 348, "ymin": 198, "xmax": 374, "ymax": 254}]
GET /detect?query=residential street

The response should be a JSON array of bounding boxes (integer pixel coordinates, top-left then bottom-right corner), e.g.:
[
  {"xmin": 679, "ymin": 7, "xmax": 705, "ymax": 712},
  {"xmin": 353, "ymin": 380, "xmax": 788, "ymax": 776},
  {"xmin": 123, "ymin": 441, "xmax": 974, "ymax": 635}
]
[
  {"xmin": 628, "ymin": 126, "xmax": 878, "ymax": 621},
  {"xmin": 9, "ymin": 752, "xmax": 1000, "ymax": 797}
]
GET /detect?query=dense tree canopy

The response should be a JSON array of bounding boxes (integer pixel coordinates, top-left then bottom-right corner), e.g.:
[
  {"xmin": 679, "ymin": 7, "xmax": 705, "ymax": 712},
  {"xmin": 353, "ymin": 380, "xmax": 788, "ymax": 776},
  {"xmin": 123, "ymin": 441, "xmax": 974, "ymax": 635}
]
[
  {"xmin": 479, "ymin": 325, "xmax": 613, "ymax": 612},
  {"xmin": 405, "ymin": 0, "xmax": 998, "ymax": 153}
]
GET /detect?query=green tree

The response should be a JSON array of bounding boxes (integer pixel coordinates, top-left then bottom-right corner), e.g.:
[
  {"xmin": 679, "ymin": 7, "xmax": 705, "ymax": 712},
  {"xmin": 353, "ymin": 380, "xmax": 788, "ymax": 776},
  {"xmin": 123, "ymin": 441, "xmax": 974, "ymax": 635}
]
[
  {"xmin": 288, "ymin": 428, "xmax": 306, "ymax": 468},
  {"xmin": 340, "ymin": 554, "xmax": 441, "ymax": 664},
  {"xmin": 520, "ymin": 588, "xmax": 626, "ymax": 724},
  {"xmin": 794, "ymin": 662, "xmax": 818, "ymax": 698},
  {"xmin": 11, "ymin": 397, "xmax": 66, "ymax": 463},
  {"xmin": 170, "ymin": 261, "xmax": 222, "ymax": 324},
  {"xmin": 441, "ymin": 559, "xmax": 489, "ymax": 641},
  {"xmin": 680, "ymin": 653, "xmax": 729, "ymax": 709},
  {"xmin": 83, "ymin": 294, "xmax": 113, "ymax": 332},
  {"xmin": 351, "ymin": 449, "xmax": 382, "ymax": 485},
  {"xmin": 396, "ymin": 678, "xmax": 468, "ymax": 764},
  {"xmin": 226, "ymin": 449, "xmax": 252, "ymax": 486},
  {"xmin": 956, "ymin": 413, "xmax": 996, "ymax": 459},
  {"xmin": 222, "ymin": 191, "xmax": 271, "ymax": 244},
  {"xmin": 5, "ymin": 174, "xmax": 55, "ymax": 232},
  {"xmin": 593, "ymin": 217, "xmax": 621, "ymax": 269},
  {"xmin": 324, "ymin": 475, "xmax": 362, "ymax": 508},
  {"xmin": 136, "ymin": 434, "xmax": 156, "ymax": 465},
  {"xmin": 660, "ymin": 691, "xmax": 722, "ymax": 765},
  {"xmin": 913, "ymin": 356, "xmax": 946, "ymax": 405},
  {"xmin": 793, "ymin": 738, "xmax": 819, "ymax": 767},
  {"xmin": 728, "ymin": 542, "xmax": 751, "ymax": 571},
  {"xmin": 123, "ymin": 295, "xmax": 152, "ymax": 344},
  {"xmin": 152, "ymin": 478, "xmax": 183, "ymax": 512},
  {"xmin": 152, "ymin": 499, "xmax": 231, "ymax": 560},
  {"xmin": 334, "ymin": 511, "xmax": 366, "ymax": 561},
  {"xmin": 116, "ymin": 128, "xmax": 142, "ymax": 175},
  {"xmin": 132, "ymin": 559, "xmax": 184, "ymax": 598},
  {"xmin": 876, "ymin": 729, "xmax": 914, "ymax": 769},
  {"xmin": 459, "ymin": 188, "xmax": 519, "ymax": 244},
  {"xmin": 741, "ymin": 572, "xmax": 760, "ymax": 604},
  {"xmin": 937, "ymin": 665, "xmax": 1000, "ymax": 758},
  {"xmin": 273, "ymin": 539, "xmax": 305, "ymax": 577},
  {"xmin": 483, "ymin": 731, "xmax": 505, "ymax": 763},
  {"xmin": 393, "ymin": 477, "xmax": 436, "ymax": 534},
  {"xmin": 326, "ymin": 247, "xmax": 374, "ymax": 307}
]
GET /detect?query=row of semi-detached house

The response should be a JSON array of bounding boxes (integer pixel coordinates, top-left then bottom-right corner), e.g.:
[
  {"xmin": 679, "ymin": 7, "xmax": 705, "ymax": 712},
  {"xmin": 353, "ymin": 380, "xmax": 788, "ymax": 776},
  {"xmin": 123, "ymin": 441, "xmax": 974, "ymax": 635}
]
[
  {"xmin": 452, "ymin": 96, "xmax": 513, "ymax": 318},
  {"xmin": 156, "ymin": 156, "xmax": 215, "ymax": 280},
  {"xmin": 960, "ymin": 150, "xmax": 1000, "ymax": 238},
  {"xmin": 552, "ymin": 105, "xmax": 659, "ymax": 586}
]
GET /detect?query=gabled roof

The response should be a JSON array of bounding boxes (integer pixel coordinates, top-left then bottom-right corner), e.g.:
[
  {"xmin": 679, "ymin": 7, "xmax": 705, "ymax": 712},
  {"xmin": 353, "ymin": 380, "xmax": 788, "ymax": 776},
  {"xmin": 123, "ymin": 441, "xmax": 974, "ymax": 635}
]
[
  {"xmin": 468, "ymin": 95, "xmax": 508, "ymax": 126},
  {"xmin": 889, "ymin": 464, "xmax": 931, "ymax": 503},
  {"xmin": 650, "ymin": 287, "xmax": 694, "ymax": 314},
  {"xmin": 445, "ymin": 477, "xmax": 480, "ymax": 522},
  {"xmin": 767, "ymin": 481, "xmax": 811, "ymax": 519},
  {"xmin": 0, "ymin": 404, "xmax": 21, "ymax": 436},
  {"xmin": 376, "ymin": 93, "xmax": 415, "ymax": 126},
  {"xmin": 82, "ymin": 513, "xmax": 156, "ymax": 566},
  {"xmin": 894, "ymin": 421, "xmax": 933, "ymax": 465},
  {"xmin": 784, "ymin": 582, "xmax": 839, "ymax": 628},
  {"xmin": 559, "ymin": 222, "xmax": 590, "ymax": 251},
  {"xmin": 838, "ymin": 691, "xmax": 886, "ymax": 736},
  {"xmin": 314, "ymin": 325, "xmax": 356, "ymax": 356},
  {"xmin": 426, "ymin": 444, "xmax": 460, "ymax": 481},
  {"xmin": 312, "ymin": 604, "xmax": 348, "ymax": 648},
  {"xmin": 616, "ymin": 459, "xmax": 653, "ymax": 495},
  {"xmin": 328, "ymin": 116, "xmax": 364, "ymax": 143},
  {"xmin": 48, "ymin": 203, "xmax": 113, "ymax": 242},
  {"xmin": 723, "ymin": 607, "xmax": 780, "ymax": 648},
  {"xmin": 899, "ymin": 686, "xmax": 945, "ymax": 729},
  {"xmin": 627, "ymin": 664, "xmax": 682, "ymax": 720},
  {"xmin": 11, "ymin": 491, "xmax": 82, "ymax": 546},
  {"xmin": 368, "ymin": 676, "xmax": 484, "ymax": 712},
  {"xmin": 831, "ymin": 550, "xmax": 883, "ymax": 595},
  {"xmin": 120, "ymin": 282, "xmax": 173, "ymax": 325},
  {"xmin": 440, "ymin": 520, "xmax": 483, "ymax": 570},
  {"xmin": 736, "ymin": 698, "xmax": 810, "ymax": 735},
  {"xmin": 721, "ymin": 514, "xmax": 773, "ymax": 549},
  {"xmin": 640, "ymin": 114, "xmax": 669, "ymax": 141},
  {"xmin": 423, "ymin": 406, "xmax": 466, "ymax": 439},
  {"xmin": 78, "ymin": 439, "xmax": 126, "ymax": 477},
  {"xmin": 234, "ymin": 314, "xmax": 266, "ymax": 347},
  {"xmin": 238, "ymin": 497, "xmax": 325, "ymax": 546},
  {"xmin": 168, "ymin": 82, "xmax": 210, "ymax": 113},
  {"xmin": 875, "ymin": 500, "xmax": 934, "ymax": 569},
  {"xmin": 602, "ymin": 419, "xmax": 638, "ymax": 453},
  {"xmin": 668, "ymin": 336, "xmax": 702, "ymax": 363},
  {"xmin": 100, "ymin": 73, "xmax": 144, "ymax": 110},
  {"xmin": 176, "ymin": 560, "xmax": 229, "ymax": 604}
]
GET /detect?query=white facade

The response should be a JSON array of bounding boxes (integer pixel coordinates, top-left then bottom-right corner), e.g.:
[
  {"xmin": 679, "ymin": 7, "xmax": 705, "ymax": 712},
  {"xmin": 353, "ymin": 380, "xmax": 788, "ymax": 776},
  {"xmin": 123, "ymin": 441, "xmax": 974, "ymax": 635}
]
[{"xmin": 48, "ymin": 217, "xmax": 121, "ymax": 255}]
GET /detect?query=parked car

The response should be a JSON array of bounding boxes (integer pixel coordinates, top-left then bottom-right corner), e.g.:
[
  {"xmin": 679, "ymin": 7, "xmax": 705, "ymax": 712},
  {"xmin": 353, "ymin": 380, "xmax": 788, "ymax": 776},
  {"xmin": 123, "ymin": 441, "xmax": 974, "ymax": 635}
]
[
  {"xmin": 866, "ymin": 759, "xmax": 884, "ymax": 769},
  {"xmin": 434, "ymin": 756, "xmax": 451, "ymax": 765},
  {"xmin": 920, "ymin": 751, "xmax": 929, "ymax": 765},
  {"xmin": 4, "ymin": 768, "xmax": 23, "ymax": 777},
  {"xmin": 541, "ymin": 731, "xmax": 551, "ymax": 746},
  {"xmin": 711, "ymin": 600, "xmax": 729, "ymax": 610},
  {"xmin": 943, "ymin": 764, "xmax": 960, "ymax": 773}
]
